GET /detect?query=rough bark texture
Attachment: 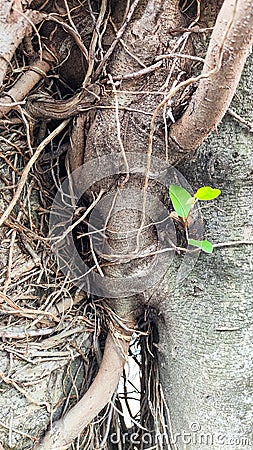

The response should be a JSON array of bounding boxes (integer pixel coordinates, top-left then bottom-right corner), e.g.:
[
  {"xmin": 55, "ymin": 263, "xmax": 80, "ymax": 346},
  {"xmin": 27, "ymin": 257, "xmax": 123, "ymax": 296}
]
[
  {"xmin": 81, "ymin": 0, "xmax": 186, "ymax": 318},
  {"xmin": 155, "ymin": 53, "xmax": 253, "ymax": 450}
]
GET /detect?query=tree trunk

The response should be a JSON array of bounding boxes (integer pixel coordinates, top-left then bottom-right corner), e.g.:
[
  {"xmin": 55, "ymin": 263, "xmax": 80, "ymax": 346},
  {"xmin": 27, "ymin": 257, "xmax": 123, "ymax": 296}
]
[
  {"xmin": 156, "ymin": 54, "xmax": 253, "ymax": 450},
  {"xmin": 0, "ymin": 0, "xmax": 252, "ymax": 449}
]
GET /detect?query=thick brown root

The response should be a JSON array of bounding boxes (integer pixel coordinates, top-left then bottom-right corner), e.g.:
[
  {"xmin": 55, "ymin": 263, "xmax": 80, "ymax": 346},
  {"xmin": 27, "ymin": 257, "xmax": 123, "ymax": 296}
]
[{"xmin": 34, "ymin": 331, "xmax": 130, "ymax": 450}]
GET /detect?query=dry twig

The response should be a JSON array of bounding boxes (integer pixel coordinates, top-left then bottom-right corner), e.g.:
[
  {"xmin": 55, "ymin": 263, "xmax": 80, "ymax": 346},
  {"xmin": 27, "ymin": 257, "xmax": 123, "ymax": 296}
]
[{"xmin": 0, "ymin": 119, "xmax": 70, "ymax": 228}]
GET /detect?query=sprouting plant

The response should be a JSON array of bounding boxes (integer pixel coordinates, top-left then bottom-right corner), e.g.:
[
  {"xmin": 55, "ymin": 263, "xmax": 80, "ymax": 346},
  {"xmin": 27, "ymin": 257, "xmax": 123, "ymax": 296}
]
[{"xmin": 169, "ymin": 185, "xmax": 221, "ymax": 253}]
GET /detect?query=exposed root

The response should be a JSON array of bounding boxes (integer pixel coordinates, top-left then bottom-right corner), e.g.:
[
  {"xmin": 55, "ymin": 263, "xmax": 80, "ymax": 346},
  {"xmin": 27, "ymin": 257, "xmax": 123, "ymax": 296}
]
[
  {"xmin": 0, "ymin": 1, "xmax": 43, "ymax": 86},
  {"xmin": 0, "ymin": 52, "xmax": 53, "ymax": 118},
  {"xmin": 34, "ymin": 330, "xmax": 131, "ymax": 450},
  {"xmin": 169, "ymin": 0, "xmax": 253, "ymax": 152}
]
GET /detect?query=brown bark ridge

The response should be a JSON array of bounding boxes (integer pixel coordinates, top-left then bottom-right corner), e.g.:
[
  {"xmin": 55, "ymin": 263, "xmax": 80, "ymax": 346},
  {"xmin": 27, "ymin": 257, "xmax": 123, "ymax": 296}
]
[{"xmin": 169, "ymin": 0, "xmax": 253, "ymax": 153}]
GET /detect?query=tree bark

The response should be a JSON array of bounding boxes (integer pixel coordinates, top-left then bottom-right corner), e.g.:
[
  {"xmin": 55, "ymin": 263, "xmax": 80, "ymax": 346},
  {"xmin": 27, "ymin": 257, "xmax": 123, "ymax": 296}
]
[
  {"xmin": 155, "ymin": 53, "xmax": 253, "ymax": 450},
  {"xmin": 1, "ymin": 1, "xmax": 252, "ymax": 449}
]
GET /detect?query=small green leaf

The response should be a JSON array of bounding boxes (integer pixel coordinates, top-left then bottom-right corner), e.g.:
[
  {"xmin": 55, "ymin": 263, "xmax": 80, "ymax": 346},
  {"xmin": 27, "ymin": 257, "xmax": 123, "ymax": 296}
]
[
  {"xmin": 169, "ymin": 185, "xmax": 194, "ymax": 219},
  {"xmin": 194, "ymin": 186, "xmax": 221, "ymax": 201},
  {"xmin": 188, "ymin": 239, "xmax": 213, "ymax": 254}
]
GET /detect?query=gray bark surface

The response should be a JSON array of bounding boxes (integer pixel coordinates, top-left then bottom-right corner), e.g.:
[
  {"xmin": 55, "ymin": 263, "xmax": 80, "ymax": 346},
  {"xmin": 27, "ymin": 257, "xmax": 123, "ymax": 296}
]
[{"xmin": 155, "ymin": 55, "xmax": 253, "ymax": 450}]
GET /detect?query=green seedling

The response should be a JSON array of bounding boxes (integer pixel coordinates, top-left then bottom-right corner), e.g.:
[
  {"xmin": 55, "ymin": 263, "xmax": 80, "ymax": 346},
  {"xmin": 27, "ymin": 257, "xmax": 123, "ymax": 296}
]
[
  {"xmin": 169, "ymin": 184, "xmax": 221, "ymax": 253},
  {"xmin": 188, "ymin": 239, "xmax": 213, "ymax": 254},
  {"xmin": 169, "ymin": 184, "xmax": 195, "ymax": 219},
  {"xmin": 194, "ymin": 186, "xmax": 221, "ymax": 201}
]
